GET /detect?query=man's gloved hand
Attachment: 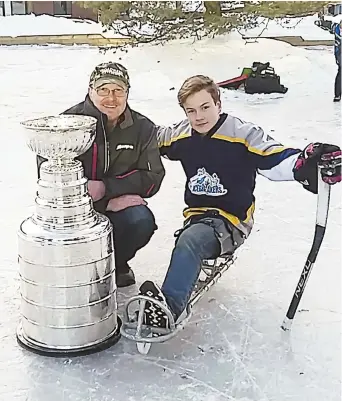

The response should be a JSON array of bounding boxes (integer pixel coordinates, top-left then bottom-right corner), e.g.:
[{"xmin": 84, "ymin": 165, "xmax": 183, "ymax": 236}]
[{"xmin": 293, "ymin": 142, "xmax": 341, "ymax": 194}]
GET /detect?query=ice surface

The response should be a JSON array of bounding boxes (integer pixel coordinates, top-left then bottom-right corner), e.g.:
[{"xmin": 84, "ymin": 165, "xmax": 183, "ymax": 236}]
[{"xmin": 0, "ymin": 33, "xmax": 341, "ymax": 401}]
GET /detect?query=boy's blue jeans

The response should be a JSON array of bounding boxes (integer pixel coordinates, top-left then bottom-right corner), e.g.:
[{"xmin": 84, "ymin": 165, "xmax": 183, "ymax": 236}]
[{"xmin": 161, "ymin": 216, "xmax": 244, "ymax": 318}]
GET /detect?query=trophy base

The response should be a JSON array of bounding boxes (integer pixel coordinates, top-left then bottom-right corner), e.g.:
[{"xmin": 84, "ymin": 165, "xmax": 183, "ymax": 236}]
[{"xmin": 16, "ymin": 317, "xmax": 122, "ymax": 358}]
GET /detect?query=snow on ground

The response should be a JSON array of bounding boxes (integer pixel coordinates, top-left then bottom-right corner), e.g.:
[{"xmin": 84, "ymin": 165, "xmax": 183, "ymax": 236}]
[
  {"xmin": 0, "ymin": 13, "xmax": 123, "ymax": 38},
  {"xmin": 235, "ymin": 14, "xmax": 335, "ymax": 41},
  {"xmin": 0, "ymin": 13, "xmax": 335, "ymax": 41},
  {"xmin": 0, "ymin": 32, "xmax": 341, "ymax": 401}
]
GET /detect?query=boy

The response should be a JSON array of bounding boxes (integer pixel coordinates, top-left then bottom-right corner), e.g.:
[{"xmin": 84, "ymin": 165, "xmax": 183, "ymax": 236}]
[{"xmin": 138, "ymin": 75, "xmax": 341, "ymax": 329}]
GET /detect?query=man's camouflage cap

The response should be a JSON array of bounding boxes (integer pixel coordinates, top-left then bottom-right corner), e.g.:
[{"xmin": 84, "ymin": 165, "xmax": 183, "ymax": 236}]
[{"xmin": 89, "ymin": 62, "xmax": 130, "ymax": 90}]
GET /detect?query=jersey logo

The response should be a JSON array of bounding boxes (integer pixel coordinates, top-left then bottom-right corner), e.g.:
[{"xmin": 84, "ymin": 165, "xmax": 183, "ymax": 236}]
[
  {"xmin": 188, "ymin": 167, "xmax": 228, "ymax": 196},
  {"xmin": 116, "ymin": 144, "xmax": 134, "ymax": 150}
]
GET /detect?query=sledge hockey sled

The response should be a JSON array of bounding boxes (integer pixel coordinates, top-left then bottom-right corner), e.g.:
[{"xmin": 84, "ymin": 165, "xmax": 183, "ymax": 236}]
[
  {"xmin": 217, "ymin": 67, "xmax": 252, "ymax": 90},
  {"xmin": 120, "ymin": 253, "xmax": 236, "ymax": 354},
  {"xmin": 217, "ymin": 62, "xmax": 288, "ymax": 94}
]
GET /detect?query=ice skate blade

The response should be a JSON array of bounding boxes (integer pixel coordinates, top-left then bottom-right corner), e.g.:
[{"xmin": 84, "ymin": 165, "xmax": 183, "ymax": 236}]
[{"xmin": 137, "ymin": 340, "xmax": 152, "ymax": 354}]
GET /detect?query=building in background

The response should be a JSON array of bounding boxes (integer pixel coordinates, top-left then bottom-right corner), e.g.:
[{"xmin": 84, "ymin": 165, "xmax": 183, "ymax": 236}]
[{"xmin": 0, "ymin": 1, "xmax": 98, "ymax": 21}]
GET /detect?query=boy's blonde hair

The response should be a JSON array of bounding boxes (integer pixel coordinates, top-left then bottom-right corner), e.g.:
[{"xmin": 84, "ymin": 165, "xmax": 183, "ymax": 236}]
[{"xmin": 177, "ymin": 75, "xmax": 220, "ymax": 107}]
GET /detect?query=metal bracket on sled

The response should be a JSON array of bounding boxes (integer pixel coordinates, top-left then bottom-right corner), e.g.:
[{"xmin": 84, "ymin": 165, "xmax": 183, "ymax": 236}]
[{"xmin": 120, "ymin": 254, "xmax": 236, "ymax": 354}]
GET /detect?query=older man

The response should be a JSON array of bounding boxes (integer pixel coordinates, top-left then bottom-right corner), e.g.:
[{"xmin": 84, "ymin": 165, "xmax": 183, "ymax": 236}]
[{"xmin": 37, "ymin": 62, "xmax": 165, "ymax": 287}]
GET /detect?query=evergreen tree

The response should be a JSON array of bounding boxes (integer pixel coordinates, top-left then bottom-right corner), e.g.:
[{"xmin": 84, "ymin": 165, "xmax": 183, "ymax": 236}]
[{"xmin": 76, "ymin": 1, "xmax": 330, "ymax": 47}]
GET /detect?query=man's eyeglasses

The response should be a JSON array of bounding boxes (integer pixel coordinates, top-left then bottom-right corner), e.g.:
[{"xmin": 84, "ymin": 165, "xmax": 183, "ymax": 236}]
[{"xmin": 95, "ymin": 87, "xmax": 127, "ymax": 97}]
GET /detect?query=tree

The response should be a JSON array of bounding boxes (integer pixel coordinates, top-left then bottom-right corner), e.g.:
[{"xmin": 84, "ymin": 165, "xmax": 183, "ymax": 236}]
[
  {"xmin": 204, "ymin": 2, "xmax": 222, "ymax": 16},
  {"xmin": 77, "ymin": 1, "xmax": 255, "ymax": 46},
  {"xmin": 76, "ymin": 1, "xmax": 330, "ymax": 49}
]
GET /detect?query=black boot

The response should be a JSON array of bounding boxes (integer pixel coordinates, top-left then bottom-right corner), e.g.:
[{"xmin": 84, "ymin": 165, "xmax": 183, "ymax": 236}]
[
  {"xmin": 116, "ymin": 264, "xmax": 136, "ymax": 288},
  {"xmin": 139, "ymin": 280, "xmax": 170, "ymax": 329},
  {"xmin": 333, "ymin": 95, "xmax": 341, "ymax": 102}
]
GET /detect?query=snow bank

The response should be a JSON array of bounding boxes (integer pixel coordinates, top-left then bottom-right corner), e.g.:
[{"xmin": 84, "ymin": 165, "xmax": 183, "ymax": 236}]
[
  {"xmin": 0, "ymin": 13, "xmax": 121, "ymax": 37},
  {"xmin": 0, "ymin": 13, "xmax": 335, "ymax": 41},
  {"xmin": 235, "ymin": 14, "xmax": 334, "ymax": 41}
]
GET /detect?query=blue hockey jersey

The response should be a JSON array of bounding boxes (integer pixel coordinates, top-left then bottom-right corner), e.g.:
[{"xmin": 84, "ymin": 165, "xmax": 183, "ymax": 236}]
[{"xmin": 157, "ymin": 113, "xmax": 301, "ymax": 237}]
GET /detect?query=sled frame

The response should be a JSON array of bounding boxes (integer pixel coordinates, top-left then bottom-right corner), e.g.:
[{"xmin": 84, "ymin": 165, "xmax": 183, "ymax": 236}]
[{"xmin": 120, "ymin": 254, "xmax": 236, "ymax": 345}]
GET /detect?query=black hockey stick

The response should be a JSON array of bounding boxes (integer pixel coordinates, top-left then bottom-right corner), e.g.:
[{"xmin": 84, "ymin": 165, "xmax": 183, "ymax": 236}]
[{"xmin": 281, "ymin": 168, "xmax": 331, "ymax": 331}]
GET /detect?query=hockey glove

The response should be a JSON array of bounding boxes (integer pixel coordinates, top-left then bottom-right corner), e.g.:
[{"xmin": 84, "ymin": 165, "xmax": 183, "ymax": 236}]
[{"xmin": 293, "ymin": 142, "xmax": 341, "ymax": 194}]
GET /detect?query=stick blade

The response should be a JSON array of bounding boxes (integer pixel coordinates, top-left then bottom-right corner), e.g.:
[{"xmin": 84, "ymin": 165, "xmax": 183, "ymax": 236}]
[{"xmin": 281, "ymin": 316, "xmax": 293, "ymax": 332}]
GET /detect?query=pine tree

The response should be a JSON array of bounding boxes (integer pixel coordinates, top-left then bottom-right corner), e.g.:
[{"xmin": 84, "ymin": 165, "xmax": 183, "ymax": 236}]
[{"xmin": 76, "ymin": 1, "xmax": 330, "ymax": 47}]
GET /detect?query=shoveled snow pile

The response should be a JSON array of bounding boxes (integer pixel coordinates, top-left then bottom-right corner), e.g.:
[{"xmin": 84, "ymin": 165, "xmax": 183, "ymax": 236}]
[
  {"xmin": 0, "ymin": 14, "xmax": 123, "ymax": 38},
  {"xmin": 0, "ymin": 13, "xmax": 335, "ymax": 41},
  {"xmin": 235, "ymin": 14, "xmax": 335, "ymax": 41}
]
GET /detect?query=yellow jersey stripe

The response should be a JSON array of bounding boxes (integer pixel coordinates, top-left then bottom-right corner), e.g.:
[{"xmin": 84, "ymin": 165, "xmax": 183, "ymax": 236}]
[
  {"xmin": 160, "ymin": 132, "xmax": 191, "ymax": 148},
  {"xmin": 183, "ymin": 203, "xmax": 255, "ymax": 228},
  {"xmin": 211, "ymin": 133, "xmax": 286, "ymax": 156}
]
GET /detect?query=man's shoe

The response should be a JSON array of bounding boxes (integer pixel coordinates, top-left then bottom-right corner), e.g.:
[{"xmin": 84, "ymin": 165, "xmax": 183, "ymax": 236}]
[
  {"xmin": 116, "ymin": 268, "xmax": 136, "ymax": 288},
  {"xmin": 333, "ymin": 95, "xmax": 341, "ymax": 102}
]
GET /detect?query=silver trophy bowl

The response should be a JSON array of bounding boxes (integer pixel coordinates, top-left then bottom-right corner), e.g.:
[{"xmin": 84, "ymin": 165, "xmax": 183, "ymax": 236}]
[
  {"xmin": 17, "ymin": 115, "xmax": 121, "ymax": 357},
  {"xmin": 21, "ymin": 115, "xmax": 97, "ymax": 160}
]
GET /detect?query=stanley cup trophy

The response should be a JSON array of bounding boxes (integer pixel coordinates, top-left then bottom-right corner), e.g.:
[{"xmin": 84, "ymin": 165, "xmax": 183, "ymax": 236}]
[{"xmin": 16, "ymin": 115, "xmax": 121, "ymax": 356}]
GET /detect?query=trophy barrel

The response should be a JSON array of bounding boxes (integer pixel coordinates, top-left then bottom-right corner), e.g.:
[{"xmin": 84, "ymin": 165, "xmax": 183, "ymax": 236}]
[
  {"xmin": 17, "ymin": 215, "xmax": 121, "ymax": 356},
  {"xmin": 16, "ymin": 115, "xmax": 121, "ymax": 356}
]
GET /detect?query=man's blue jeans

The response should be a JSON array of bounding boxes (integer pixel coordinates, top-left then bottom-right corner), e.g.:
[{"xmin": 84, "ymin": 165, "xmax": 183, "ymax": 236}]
[
  {"xmin": 161, "ymin": 216, "xmax": 244, "ymax": 318},
  {"xmin": 106, "ymin": 205, "xmax": 157, "ymax": 274}
]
